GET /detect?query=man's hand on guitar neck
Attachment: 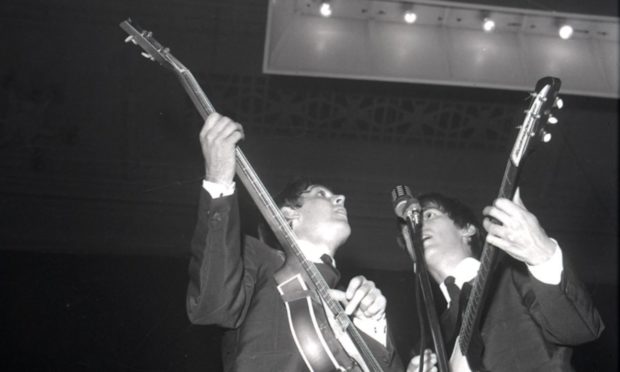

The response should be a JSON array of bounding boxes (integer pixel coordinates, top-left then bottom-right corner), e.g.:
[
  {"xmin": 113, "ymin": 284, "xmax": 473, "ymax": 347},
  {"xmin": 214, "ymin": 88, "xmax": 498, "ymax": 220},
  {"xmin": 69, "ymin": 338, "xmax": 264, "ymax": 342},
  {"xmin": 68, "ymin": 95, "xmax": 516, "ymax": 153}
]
[
  {"xmin": 200, "ymin": 113, "xmax": 244, "ymax": 186},
  {"xmin": 482, "ymin": 188, "xmax": 558, "ymax": 267}
]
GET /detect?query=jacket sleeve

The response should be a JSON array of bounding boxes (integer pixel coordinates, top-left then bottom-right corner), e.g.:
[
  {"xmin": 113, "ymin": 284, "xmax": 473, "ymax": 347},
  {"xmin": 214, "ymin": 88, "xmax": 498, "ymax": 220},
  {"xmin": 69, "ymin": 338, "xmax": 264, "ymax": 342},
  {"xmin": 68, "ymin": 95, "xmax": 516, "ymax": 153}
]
[
  {"xmin": 513, "ymin": 256, "xmax": 605, "ymax": 345},
  {"xmin": 185, "ymin": 189, "xmax": 256, "ymax": 328}
]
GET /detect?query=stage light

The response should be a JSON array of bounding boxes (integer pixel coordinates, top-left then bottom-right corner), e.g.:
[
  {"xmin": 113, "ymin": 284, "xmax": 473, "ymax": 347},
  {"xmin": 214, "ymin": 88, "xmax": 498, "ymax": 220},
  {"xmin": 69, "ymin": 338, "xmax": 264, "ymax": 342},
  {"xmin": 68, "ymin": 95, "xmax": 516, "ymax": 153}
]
[
  {"xmin": 404, "ymin": 10, "xmax": 417, "ymax": 24},
  {"xmin": 558, "ymin": 24, "xmax": 573, "ymax": 39},
  {"xmin": 482, "ymin": 17, "xmax": 495, "ymax": 32},
  {"xmin": 320, "ymin": 2, "xmax": 332, "ymax": 18}
]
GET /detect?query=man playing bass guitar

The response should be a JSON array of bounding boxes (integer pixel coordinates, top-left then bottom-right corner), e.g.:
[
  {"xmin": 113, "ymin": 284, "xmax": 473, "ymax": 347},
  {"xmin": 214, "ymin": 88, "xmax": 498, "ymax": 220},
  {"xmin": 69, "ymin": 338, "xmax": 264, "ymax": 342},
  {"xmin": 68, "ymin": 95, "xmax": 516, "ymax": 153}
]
[{"xmin": 186, "ymin": 113, "xmax": 437, "ymax": 372}]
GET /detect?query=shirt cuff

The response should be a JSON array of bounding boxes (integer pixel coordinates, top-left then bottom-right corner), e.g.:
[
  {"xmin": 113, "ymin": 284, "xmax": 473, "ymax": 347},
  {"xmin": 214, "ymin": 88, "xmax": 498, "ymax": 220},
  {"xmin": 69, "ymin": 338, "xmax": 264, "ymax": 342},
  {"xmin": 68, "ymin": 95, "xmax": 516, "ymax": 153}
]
[
  {"xmin": 353, "ymin": 316, "xmax": 387, "ymax": 347},
  {"xmin": 202, "ymin": 180, "xmax": 236, "ymax": 198},
  {"xmin": 527, "ymin": 239, "xmax": 563, "ymax": 285}
]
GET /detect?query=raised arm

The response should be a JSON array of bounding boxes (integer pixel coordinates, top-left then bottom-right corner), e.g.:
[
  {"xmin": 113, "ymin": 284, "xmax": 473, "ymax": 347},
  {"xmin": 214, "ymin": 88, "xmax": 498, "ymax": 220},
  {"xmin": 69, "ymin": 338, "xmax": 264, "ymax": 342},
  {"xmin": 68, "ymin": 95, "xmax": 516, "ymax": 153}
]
[{"xmin": 186, "ymin": 113, "xmax": 251, "ymax": 327}]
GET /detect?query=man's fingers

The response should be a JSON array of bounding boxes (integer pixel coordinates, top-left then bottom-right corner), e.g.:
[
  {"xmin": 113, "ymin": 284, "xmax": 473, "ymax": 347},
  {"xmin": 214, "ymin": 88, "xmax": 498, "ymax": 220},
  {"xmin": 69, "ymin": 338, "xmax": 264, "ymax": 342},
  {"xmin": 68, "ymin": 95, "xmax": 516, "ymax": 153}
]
[
  {"xmin": 344, "ymin": 285, "xmax": 369, "ymax": 315},
  {"xmin": 206, "ymin": 117, "xmax": 236, "ymax": 142},
  {"xmin": 328, "ymin": 289, "xmax": 347, "ymax": 303},
  {"xmin": 482, "ymin": 205, "xmax": 511, "ymax": 227},
  {"xmin": 200, "ymin": 113, "xmax": 244, "ymax": 144},
  {"xmin": 218, "ymin": 122, "xmax": 245, "ymax": 144},
  {"xmin": 343, "ymin": 277, "xmax": 374, "ymax": 315},
  {"xmin": 483, "ymin": 218, "xmax": 506, "ymax": 238},
  {"xmin": 202, "ymin": 112, "xmax": 223, "ymax": 135},
  {"xmin": 345, "ymin": 275, "xmax": 364, "ymax": 300},
  {"xmin": 363, "ymin": 296, "xmax": 386, "ymax": 318},
  {"xmin": 408, "ymin": 349, "xmax": 437, "ymax": 372}
]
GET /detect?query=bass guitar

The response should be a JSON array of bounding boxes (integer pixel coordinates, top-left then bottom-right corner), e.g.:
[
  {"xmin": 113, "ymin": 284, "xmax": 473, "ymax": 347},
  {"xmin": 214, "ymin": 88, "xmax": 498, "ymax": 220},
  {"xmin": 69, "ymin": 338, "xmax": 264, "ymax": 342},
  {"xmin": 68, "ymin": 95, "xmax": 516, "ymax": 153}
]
[
  {"xmin": 452, "ymin": 76, "xmax": 563, "ymax": 371},
  {"xmin": 120, "ymin": 19, "xmax": 384, "ymax": 372}
]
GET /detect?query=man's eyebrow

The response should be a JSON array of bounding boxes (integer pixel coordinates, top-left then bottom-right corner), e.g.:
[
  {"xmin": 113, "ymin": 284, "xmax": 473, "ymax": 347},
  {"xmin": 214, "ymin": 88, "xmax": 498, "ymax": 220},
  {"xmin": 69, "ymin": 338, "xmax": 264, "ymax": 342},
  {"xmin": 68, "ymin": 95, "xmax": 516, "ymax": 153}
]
[
  {"xmin": 423, "ymin": 206, "xmax": 443, "ymax": 213},
  {"xmin": 304, "ymin": 186, "xmax": 331, "ymax": 194},
  {"xmin": 299, "ymin": 186, "xmax": 320, "ymax": 196}
]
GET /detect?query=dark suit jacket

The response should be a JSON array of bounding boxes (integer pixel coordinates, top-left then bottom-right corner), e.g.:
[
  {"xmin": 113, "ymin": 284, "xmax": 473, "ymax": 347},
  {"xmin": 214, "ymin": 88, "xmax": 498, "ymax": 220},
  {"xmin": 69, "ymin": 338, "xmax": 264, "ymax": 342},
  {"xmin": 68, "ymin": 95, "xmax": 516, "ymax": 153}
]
[
  {"xmin": 476, "ymin": 257, "xmax": 604, "ymax": 372},
  {"xmin": 186, "ymin": 190, "xmax": 403, "ymax": 371}
]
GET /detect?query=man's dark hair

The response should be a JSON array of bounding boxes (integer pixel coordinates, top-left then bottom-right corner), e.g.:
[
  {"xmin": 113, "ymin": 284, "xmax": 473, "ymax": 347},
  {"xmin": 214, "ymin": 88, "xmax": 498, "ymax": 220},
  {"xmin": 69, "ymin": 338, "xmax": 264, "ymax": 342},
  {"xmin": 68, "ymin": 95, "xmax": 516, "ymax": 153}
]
[
  {"xmin": 418, "ymin": 192, "xmax": 484, "ymax": 258},
  {"xmin": 274, "ymin": 176, "xmax": 317, "ymax": 209},
  {"xmin": 257, "ymin": 176, "xmax": 322, "ymax": 248}
]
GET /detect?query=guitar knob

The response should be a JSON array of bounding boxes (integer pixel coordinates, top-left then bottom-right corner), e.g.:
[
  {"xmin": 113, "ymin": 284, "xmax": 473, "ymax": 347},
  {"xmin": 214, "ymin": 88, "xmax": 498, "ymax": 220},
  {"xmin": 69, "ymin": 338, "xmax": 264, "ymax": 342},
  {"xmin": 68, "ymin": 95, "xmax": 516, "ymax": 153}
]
[
  {"xmin": 554, "ymin": 97, "xmax": 564, "ymax": 109},
  {"xmin": 547, "ymin": 116, "xmax": 558, "ymax": 124},
  {"xmin": 141, "ymin": 52, "xmax": 155, "ymax": 61},
  {"xmin": 541, "ymin": 131, "xmax": 552, "ymax": 143},
  {"xmin": 124, "ymin": 35, "xmax": 137, "ymax": 45}
]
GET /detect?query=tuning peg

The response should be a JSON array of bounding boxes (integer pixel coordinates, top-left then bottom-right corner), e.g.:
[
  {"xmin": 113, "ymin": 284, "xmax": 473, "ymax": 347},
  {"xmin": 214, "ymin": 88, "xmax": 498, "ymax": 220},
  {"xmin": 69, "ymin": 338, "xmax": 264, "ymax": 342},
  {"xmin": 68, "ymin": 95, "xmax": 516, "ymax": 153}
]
[
  {"xmin": 554, "ymin": 97, "xmax": 564, "ymax": 109},
  {"xmin": 541, "ymin": 131, "xmax": 552, "ymax": 143},
  {"xmin": 547, "ymin": 116, "xmax": 558, "ymax": 124},
  {"xmin": 140, "ymin": 52, "xmax": 155, "ymax": 61},
  {"xmin": 124, "ymin": 35, "xmax": 137, "ymax": 44}
]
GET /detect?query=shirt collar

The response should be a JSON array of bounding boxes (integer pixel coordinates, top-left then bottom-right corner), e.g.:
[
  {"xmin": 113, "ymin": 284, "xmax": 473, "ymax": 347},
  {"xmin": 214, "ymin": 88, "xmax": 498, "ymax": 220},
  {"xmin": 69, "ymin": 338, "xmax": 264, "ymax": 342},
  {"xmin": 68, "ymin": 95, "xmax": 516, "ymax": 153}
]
[
  {"xmin": 296, "ymin": 239, "xmax": 337, "ymax": 267},
  {"xmin": 439, "ymin": 257, "xmax": 480, "ymax": 304}
]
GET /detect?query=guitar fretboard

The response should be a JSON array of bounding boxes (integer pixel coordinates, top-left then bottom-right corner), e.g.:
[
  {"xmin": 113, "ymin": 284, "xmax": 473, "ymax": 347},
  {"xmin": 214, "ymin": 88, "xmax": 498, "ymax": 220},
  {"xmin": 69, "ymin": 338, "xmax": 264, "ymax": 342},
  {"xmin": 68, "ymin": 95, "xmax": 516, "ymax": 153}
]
[{"xmin": 459, "ymin": 162, "xmax": 517, "ymax": 351}]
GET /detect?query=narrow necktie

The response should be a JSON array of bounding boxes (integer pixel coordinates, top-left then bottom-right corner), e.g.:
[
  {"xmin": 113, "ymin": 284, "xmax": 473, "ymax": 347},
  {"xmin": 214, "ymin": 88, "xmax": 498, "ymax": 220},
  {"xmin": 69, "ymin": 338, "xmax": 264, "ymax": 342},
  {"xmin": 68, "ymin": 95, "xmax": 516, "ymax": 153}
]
[
  {"xmin": 440, "ymin": 276, "xmax": 462, "ymax": 351},
  {"xmin": 317, "ymin": 254, "xmax": 341, "ymax": 288}
]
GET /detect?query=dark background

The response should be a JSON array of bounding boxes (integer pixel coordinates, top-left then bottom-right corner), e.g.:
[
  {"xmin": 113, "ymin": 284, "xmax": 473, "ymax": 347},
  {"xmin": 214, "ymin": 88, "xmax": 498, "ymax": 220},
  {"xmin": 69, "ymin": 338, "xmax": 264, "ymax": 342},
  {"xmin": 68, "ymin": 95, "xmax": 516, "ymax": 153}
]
[{"xmin": 0, "ymin": 0, "xmax": 617, "ymax": 370}]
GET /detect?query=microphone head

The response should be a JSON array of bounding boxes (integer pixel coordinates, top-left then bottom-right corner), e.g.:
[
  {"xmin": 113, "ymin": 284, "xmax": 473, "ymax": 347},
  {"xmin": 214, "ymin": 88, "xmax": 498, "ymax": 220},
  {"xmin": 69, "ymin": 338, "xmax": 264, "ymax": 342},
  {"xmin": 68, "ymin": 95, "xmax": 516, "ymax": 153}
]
[
  {"xmin": 391, "ymin": 185, "xmax": 411, "ymax": 218},
  {"xmin": 391, "ymin": 185, "xmax": 420, "ymax": 218}
]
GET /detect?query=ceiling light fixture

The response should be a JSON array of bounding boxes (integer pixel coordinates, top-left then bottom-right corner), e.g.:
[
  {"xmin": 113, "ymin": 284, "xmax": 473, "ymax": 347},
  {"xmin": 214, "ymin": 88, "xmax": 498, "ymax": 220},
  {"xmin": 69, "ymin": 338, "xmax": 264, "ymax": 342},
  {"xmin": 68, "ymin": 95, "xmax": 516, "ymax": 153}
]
[
  {"xmin": 558, "ymin": 24, "xmax": 574, "ymax": 39},
  {"xmin": 404, "ymin": 10, "xmax": 417, "ymax": 24},
  {"xmin": 320, "ymin": 2, "xmax": 332, "ymax": 18},
  {"xmin": 482, "ymin": 17, "xmax": 496, "ymax": 32}
]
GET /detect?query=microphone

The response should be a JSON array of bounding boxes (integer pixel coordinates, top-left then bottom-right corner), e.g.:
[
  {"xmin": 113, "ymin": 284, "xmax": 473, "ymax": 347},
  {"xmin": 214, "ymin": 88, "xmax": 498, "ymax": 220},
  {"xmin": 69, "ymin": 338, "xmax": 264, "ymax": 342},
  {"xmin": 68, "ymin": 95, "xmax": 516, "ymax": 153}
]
[{"xmin": 391, "ymin": 185, "xmax": 421, "ymax": 219}]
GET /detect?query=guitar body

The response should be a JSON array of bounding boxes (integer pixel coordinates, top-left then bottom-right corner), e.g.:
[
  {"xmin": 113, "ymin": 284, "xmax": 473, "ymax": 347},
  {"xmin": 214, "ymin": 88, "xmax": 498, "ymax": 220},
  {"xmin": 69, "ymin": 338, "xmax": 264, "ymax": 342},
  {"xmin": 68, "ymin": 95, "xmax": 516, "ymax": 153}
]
[{"xmin": 274, "ymin": 258, "xmax": 364, "ymax": 372}]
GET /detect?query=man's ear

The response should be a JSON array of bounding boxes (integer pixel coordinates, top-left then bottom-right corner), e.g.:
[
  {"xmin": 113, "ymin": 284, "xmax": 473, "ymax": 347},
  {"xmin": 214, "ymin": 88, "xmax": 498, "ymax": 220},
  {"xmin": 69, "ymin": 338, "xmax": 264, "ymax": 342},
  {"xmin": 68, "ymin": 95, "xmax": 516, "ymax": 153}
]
[
  {"xmin": 462, "ymin": 224, "xmax": 477, "ymax": 238},
  {"xmin": 281, "ymin": 206, "xmax": 300, "ymax": 227}
]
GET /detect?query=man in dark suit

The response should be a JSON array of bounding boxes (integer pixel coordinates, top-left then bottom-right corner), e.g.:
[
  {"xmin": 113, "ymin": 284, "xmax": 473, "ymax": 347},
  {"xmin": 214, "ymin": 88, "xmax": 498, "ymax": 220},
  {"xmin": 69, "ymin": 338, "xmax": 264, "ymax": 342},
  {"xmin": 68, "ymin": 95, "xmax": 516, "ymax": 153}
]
[
  {"xmin": 185, "ymin": 113, "xmax": 435, "ymax": 371},
  {"xmin": 416, "ymin": 191, "xmax": 604, "ymax": 372}
]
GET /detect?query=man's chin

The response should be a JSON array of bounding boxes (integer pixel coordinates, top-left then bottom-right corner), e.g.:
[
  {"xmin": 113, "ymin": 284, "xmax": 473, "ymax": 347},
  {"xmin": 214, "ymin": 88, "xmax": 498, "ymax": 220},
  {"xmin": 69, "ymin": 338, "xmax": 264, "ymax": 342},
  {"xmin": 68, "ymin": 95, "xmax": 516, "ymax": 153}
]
[{"xmin": 334, "ymin": 226, "xmax": 351, "ymax": 247}]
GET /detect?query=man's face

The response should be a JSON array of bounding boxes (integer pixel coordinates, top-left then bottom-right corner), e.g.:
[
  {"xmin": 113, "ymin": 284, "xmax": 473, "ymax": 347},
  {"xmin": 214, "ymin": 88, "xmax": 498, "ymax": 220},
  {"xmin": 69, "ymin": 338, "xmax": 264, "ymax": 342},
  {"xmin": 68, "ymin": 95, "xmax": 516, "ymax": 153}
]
[
  {"xmin": 421, "ymin": 204, "xmax": 472, "ymax": 268},
  {"xmin": 289, "ymin": 185, "xmax": 351, "ymax": 248}
]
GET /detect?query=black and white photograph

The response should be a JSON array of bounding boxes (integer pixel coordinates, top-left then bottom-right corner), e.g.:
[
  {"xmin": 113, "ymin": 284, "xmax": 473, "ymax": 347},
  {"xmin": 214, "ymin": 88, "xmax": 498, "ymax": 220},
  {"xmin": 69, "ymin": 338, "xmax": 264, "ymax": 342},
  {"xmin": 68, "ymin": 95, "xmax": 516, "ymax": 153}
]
[{"xmin": 0, "ymin": 0, "xmax": 617, "ymax": 371}]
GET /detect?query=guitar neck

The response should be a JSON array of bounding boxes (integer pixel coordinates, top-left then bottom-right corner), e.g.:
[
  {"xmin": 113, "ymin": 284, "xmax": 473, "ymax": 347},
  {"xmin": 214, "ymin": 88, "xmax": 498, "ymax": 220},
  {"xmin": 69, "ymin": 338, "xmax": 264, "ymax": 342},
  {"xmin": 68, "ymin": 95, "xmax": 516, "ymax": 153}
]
[{"xmin": 458, "ymin": 158, "xmax": 519, "ymax": 354}]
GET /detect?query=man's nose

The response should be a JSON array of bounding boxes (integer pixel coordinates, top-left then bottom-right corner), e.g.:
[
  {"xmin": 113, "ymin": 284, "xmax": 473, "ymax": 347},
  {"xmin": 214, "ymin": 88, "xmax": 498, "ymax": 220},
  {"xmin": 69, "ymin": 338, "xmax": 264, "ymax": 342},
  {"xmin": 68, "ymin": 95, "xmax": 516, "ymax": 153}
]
[{"xmin": 333, "ymin": 194, "xmax": 345, "ymax": 205}]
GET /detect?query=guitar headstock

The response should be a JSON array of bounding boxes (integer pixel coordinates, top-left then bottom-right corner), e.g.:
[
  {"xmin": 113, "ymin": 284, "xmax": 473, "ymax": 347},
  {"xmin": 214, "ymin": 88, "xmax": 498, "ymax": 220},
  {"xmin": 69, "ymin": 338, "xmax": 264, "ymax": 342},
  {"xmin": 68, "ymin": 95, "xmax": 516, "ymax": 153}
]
[
  {"xmin": 120, "ymin": 19, "xmax": 186, "ymax": 73},
  {"xmin": 511, "ymin": 76, "xmax": 562, "ymax": 167}
]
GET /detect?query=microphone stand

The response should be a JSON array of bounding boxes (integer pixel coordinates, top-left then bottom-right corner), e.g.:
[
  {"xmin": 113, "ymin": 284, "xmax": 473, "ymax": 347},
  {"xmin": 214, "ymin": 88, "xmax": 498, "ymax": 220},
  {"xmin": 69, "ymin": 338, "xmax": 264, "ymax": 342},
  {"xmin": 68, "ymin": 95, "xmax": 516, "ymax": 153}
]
[{"xmin": 401, "ymin": 208, "xmax": 449, "ymax": 372}]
